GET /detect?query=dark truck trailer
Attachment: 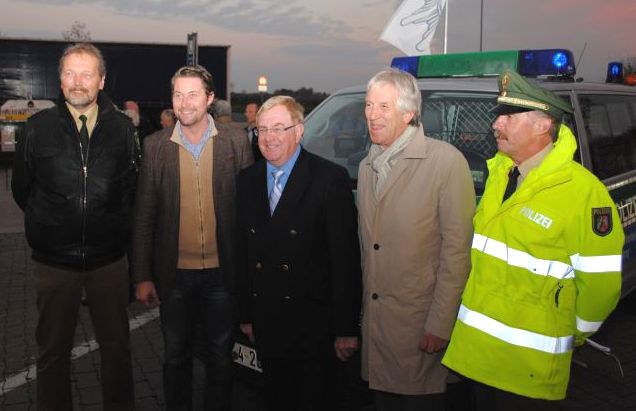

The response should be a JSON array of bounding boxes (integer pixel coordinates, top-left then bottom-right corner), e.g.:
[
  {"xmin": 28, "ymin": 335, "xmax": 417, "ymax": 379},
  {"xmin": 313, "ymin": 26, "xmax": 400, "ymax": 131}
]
[
  {"xmin": 0, "ymin": 37, "xmax": 229, "ymax": 106},
  {"xmin": 0, "ymin": 37, "xmax": 229, "ymax": 155}
]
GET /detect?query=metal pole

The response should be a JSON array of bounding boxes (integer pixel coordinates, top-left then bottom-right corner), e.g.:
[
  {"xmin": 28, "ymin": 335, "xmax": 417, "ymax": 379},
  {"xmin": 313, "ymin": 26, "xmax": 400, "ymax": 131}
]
[
  {"xmin": 479, "ymin": 0, "xmax": 484, "ymax": 52},
  {"xmin": 444, "ymin": 0, "xmax": 449, "ymax": 54},
  {"xmin": 187, "ymin": 32, "xmax": 198, "ymax": 66}
]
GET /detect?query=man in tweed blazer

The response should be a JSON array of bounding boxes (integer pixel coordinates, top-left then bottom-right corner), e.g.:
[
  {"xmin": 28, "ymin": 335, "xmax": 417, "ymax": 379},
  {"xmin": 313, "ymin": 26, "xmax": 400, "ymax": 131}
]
[{"xmin": 132, "ymin": 65, "xmax": 253, "ymax": 411}]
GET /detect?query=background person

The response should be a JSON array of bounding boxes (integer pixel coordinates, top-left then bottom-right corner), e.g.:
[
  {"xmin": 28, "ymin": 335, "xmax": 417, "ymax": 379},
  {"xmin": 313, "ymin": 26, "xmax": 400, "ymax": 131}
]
[
  {"xmin": 123, "ymin": 99, "xmax": 155, "ymax": 146},
  {"xmin": 358, "ymin": 68, "xmax": 475, "ymax": 411},
  {"xmin": 211, "ymin": 98, "xmax": 233, "ymax": 124},
  {"xmin": 132, "ymin": 65, "xmax": 253, "ymax": 411},
  {"xmin": 160, "ymin": 108, "xmax": 176, "ymax": 129},
  {"xmin": 12, "ymin": 42, "xmax": 138, "ymax": 411},
  {"xmin": 244, "ymin": 102, "xmax": 262, "ymax": 161},
  {"xmin": 442, "ymin": 69, "xmax": 625, "ymax": 410}
]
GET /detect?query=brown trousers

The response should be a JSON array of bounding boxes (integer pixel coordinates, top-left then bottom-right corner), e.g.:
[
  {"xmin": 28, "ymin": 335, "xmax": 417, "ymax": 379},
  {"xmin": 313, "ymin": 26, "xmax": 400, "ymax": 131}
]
[{"xmin": 34, "ymin": 258, "xmax": 134, "ymax": 411}]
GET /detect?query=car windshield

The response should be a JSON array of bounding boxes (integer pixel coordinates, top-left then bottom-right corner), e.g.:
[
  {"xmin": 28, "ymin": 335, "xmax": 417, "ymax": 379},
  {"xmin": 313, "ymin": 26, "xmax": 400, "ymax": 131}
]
[{"xmin": 303, "ymin": 90, "xmax": 499, "ymax": 195}]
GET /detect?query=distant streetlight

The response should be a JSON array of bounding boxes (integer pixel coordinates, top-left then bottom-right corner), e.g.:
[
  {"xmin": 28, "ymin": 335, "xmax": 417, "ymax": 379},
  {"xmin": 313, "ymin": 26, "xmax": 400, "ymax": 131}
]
[{"xmin": 258, "ymin": 75, "xmax": 268, "ymax": 103}]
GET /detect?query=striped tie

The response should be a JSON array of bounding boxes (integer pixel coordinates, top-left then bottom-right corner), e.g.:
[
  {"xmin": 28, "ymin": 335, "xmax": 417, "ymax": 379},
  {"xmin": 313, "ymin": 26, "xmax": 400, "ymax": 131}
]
[{"xmin": 269, "ymin": 169, "xmax": 284, "ymax": 215}]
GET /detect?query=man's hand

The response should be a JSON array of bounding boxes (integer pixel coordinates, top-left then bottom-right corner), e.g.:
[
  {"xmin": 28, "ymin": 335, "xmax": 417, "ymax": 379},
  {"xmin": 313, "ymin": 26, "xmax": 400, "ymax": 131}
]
[
  {"xmin": 135, "ymin": 281, "xmax": 160, "ymax": 308},
  {"xmin": 334, "ymin": 336, "xmax": 359, "ymax": 361},
  {"xmin": 419, "ymin": 331, "xmax": 448, "ymax": 353},
  {"xmin": 240, "ymin": 323, "xmax": 255, "ymax": 343}
]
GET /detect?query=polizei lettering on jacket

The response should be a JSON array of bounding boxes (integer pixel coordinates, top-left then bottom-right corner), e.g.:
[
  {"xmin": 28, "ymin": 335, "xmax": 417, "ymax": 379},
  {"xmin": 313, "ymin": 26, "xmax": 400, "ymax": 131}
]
[{"xmin": 520, "ymin": 207, "xmax": 553, "ymax": 229}]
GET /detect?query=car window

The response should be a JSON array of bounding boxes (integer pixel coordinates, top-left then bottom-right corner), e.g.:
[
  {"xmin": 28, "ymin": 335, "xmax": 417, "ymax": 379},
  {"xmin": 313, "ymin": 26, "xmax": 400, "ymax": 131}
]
[
  {"xmin": 578, "ymin": 94, "xmax": 636, "ymax": 179},
  {"xmin": 302, "ymin": 93, "xmax": 368, "ymax": 183},
  {"xmin": 303, "ymin": 90, "xmax": 499, "ymax": 195}
]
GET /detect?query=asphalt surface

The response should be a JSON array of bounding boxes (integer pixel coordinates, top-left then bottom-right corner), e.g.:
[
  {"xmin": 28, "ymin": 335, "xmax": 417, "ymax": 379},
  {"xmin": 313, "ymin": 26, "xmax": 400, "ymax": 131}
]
[{"xmin": 0, "ymin": 165, "xmax": 635, "ymax": 410}]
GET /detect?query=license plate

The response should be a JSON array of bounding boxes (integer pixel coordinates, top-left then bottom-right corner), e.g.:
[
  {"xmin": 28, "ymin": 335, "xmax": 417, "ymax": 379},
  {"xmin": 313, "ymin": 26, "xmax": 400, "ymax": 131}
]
[{"xmin": 232, "ymin": 342, "xmax": 263, "ymax": 373}]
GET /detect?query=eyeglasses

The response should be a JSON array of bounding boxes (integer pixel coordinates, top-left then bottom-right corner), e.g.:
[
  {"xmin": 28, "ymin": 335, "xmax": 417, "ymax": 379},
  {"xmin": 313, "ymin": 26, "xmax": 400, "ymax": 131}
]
[{"xmin": 256, "ymin": 124, "xmax": 299, "ymax": 136}]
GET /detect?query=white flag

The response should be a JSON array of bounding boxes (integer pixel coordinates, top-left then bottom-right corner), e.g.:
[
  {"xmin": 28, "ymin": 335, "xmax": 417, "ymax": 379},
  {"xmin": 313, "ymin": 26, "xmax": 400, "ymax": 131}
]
[{"xmin": 380, "ymin": 0, "xmax": 447, "ymax": 56}]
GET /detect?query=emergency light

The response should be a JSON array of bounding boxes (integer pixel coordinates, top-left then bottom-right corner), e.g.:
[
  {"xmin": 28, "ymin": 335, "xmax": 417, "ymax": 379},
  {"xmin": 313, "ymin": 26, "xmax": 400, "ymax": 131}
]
[
  {"xmin": 605, "ymin": 62, "xmax": 636, "ymax": 86},
  {"xmin": 606, "ymin": 62, "xmax": 624, "ymax": 83},
  {"xmin": 391, "ymin": 49, "xmax": 576, "ymax": 79}
]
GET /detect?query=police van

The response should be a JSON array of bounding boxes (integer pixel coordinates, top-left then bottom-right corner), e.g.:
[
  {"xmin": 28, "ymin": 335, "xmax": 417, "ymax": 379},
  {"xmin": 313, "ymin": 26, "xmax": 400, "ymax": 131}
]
[{"xmin": 300, "ymin": 48, "xmax": 636, "ymax": 299}]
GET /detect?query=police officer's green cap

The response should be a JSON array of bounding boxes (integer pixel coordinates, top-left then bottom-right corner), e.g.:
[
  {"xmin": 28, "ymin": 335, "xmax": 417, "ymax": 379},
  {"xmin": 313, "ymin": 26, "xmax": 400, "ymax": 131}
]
[{"xmin": 493, "ymin": 69, "xmax": 573, "ymax": 119}]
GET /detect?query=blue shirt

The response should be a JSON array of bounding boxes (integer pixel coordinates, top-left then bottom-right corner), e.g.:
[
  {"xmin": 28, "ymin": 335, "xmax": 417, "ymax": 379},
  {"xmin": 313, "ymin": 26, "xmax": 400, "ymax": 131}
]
[
  {"xmin": 177, "ymin": 114, "xmax": 215, "ymax": 161},
  {"xmin": 266, "ymin": 146, "xmax": 301, "ymax": 197}
]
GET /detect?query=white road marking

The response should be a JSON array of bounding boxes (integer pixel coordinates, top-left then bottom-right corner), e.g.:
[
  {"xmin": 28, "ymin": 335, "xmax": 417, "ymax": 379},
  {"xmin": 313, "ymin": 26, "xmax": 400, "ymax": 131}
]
[{"xmin": 0, "ymin": 307, "xmax": 160, "ymax": 395}]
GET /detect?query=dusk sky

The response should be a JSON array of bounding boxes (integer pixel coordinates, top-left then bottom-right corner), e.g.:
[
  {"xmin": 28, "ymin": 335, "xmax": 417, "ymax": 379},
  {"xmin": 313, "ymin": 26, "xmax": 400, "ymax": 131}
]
[{"xmin": 1, "ymin": 0, "xmax": 635, "ymax": 93}]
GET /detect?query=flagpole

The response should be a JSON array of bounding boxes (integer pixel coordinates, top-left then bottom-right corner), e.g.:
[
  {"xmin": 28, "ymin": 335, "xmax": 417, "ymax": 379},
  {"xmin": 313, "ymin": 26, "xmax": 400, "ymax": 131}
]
[
  {"xmin": 444, "ymin": 0, "xmax": 449, "ymax": 54},
  {"xmin": 479, "ymin": 0, "xmax": 484, "ymax": 51}
]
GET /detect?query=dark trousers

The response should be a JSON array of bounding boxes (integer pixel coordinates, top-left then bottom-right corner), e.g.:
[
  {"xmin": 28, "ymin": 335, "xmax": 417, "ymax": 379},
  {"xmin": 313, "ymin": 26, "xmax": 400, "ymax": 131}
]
[
  {"xmin": 373, "ymin": 390, "xmax": 445, "ymax": 411},
  {"xmin": 471, "ymin": 380, "xmax": 563, "ymax": 411},
  {"xmin": 160, "ymin": 268, "xmax": 234, "ymax": 411},
  {"xmin": 260, "ymin": 354, "xmax": 336, "ymax": 411},
  {"xmin": 34, "ymin": 258, "xmax": 134, "ymax": 411}
]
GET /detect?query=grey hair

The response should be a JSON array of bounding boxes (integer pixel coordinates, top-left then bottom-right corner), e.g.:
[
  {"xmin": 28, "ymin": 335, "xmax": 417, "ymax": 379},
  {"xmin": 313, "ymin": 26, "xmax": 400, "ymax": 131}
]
[
  {"xmin": 258, "ymin": 95, "xmax": 305, "ymax": 124},
  {"xmin": 367, "ymin": 68, "xmax": 421, "ymax": 127},
  {"xmin": 529, "ymin": 110, "xmax": 559, "ymax": 141},
  {"xmin": 213, "ymin": 99, "xmax": 232, "ymax": 118},
  {"xmin": 161, "ymin": 108, "xmax": 175, "ymax": 117}
]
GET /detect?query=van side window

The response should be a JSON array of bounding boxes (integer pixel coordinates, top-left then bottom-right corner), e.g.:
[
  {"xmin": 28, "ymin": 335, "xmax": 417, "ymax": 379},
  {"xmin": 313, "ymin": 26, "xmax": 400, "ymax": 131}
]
[
  {"xmin": 579, "ymin": 94, "xmax": 636, "ymax": 179},
  {"xmin": 422, "ymin": 92, "xmax": 498, "ymax": 196}
]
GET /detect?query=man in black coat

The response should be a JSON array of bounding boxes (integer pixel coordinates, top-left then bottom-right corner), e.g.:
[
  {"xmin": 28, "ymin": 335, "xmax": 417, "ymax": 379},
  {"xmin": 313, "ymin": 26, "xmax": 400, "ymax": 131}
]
[
  {"xmin": 12, "ymin": 43, "xmax": 138, "ymax": 411},
  {"xmin": 237, "ymin": 95, "xmax": 361, "ymax": 411}
]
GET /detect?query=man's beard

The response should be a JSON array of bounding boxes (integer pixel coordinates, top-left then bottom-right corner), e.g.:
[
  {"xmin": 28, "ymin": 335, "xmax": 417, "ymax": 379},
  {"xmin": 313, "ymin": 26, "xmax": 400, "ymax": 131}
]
[{"xmin": 65, "ymin": 88, "xmax": 96, "ymax": 109}]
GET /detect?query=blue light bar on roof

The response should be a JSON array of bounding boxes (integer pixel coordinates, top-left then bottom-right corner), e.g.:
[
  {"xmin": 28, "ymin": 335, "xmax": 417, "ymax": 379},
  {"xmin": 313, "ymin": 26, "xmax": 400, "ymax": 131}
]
[
  {"xmin": 390, "ymin": 56, "xmax": 419, "ymax": 77},
  {"xmin": 390, "ymin": 49, "xmax": 576, "ymax": 79},
  {"xmin": 518, "ymin": 49, "xmax": 575, "ymax": 77}
]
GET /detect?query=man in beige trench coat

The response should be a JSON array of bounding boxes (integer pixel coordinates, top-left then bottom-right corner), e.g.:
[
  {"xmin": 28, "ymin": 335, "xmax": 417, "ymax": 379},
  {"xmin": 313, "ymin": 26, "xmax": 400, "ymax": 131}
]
[{"xmin": 358, "ymin": 68, "xmax": 475, "ymax": 410}]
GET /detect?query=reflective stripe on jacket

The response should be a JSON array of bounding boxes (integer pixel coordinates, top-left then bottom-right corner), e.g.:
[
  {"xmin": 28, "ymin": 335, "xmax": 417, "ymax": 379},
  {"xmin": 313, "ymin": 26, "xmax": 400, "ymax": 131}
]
[{"xmin": 442, "ymin": 125, "xmax": 624, "ymax": 400}]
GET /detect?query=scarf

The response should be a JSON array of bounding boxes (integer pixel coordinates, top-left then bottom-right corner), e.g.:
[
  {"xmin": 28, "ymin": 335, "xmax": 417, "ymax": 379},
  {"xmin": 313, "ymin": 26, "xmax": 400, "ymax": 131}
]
[{"xmin": 368, "ymin": 125, "xmax": 417, "ymax": 199}]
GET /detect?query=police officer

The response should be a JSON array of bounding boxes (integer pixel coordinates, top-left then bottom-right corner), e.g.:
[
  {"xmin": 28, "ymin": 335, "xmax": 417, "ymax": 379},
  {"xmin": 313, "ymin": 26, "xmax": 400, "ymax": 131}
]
[{"xmin": 442, "ymin": 69, "xmax": 624, "ymax": 409}]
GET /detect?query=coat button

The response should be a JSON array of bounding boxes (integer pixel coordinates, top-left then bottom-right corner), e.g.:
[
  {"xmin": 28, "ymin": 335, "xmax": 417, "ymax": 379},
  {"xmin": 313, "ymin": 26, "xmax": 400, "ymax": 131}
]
[
  {"xmin": 250, "ymin": 228, "xmax": 256, "ymax": 234},
  {"xmin": 372, "ymin": 293, "xmax": 378, "ymax": 300},
  {"xmin": 255, "ymin": 262, "xmax": 262, "ymax": 270},
  {"xmin": 281, "ymin": 264, "xmax": 290, "ymax": 272},
  {"xmin": 289, "ymin": 229, "xmax": 297, "ymax": 236},
  {"xmin": 373, "ymin": 243, "xmax": 380, "ymax": 250}
]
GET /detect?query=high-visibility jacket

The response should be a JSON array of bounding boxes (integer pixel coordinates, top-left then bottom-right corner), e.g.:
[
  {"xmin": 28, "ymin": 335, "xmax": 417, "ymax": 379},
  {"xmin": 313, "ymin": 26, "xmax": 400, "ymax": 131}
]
[{"xmin": 442, "ymin": 125, "xmax": 624, "ymax": 400}]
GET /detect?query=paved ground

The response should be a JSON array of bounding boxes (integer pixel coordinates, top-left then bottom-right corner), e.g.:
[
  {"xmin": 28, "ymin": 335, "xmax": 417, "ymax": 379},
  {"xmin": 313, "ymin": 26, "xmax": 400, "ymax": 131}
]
[{"xmin": 0, "ymin": 165, "xmax": 635, "ymax": 410}]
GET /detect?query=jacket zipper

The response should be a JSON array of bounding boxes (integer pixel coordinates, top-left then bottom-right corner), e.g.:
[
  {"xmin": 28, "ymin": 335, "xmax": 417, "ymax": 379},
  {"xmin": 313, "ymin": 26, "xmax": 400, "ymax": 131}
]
[
  {"xmin": 77, "ymin": 120, "xmax": 94, "ymax": 269},
  {"xmin": 195, "ymin": 160, "xmax": 206, "ymax": 265}
]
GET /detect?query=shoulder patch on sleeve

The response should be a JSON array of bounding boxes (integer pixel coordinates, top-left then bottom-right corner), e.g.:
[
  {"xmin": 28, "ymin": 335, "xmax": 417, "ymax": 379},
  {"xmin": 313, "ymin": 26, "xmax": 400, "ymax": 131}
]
[{"xmin": 592, "ymin": 207, "xmax": 613, "ymax": 236}]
